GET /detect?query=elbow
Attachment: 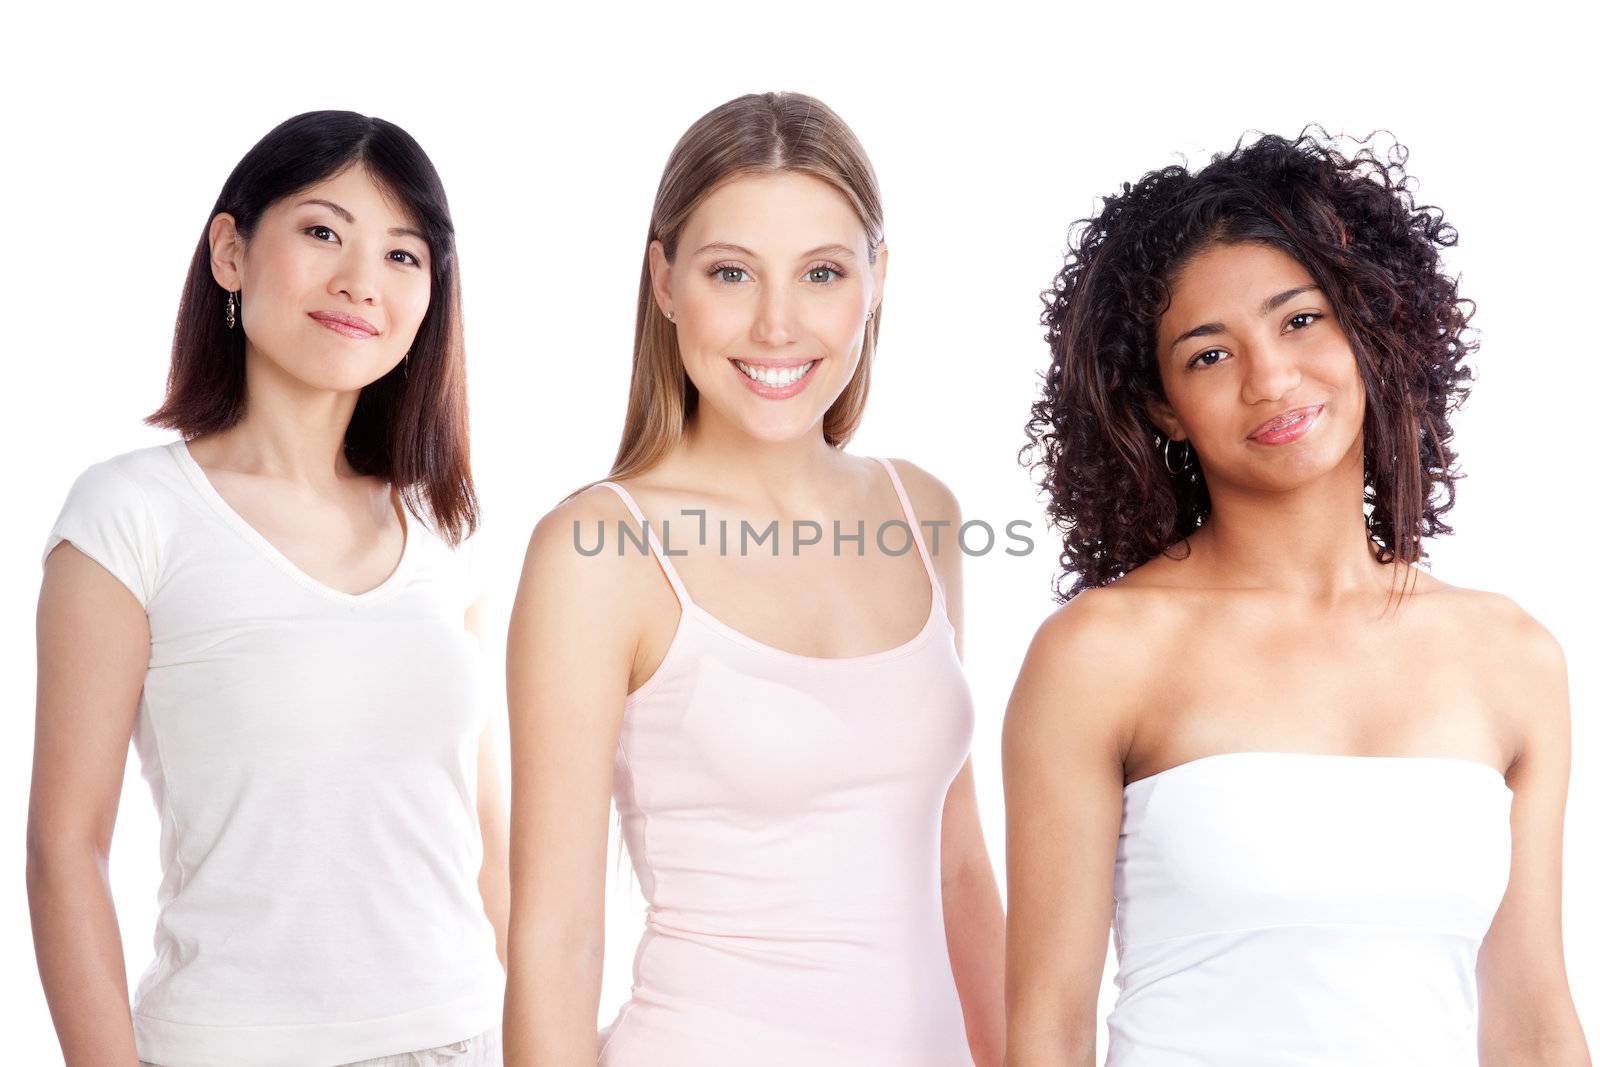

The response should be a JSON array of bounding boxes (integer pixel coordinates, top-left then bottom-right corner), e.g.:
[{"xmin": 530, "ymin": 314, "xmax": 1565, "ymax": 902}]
[
  {"xmin": 942, "ymin": 851, "xmax": 996, "ymax": 893},
  {"xmin": 1004, "ymin": 1025, "xmax": 1096, "ymax": 1067},
  {"xmin": 506, "ymin": 912, "xmax": 604, "ymax": 983},
  {"xmin": 24, "ymin": 822, "xmax": 108, "ymax": 896},
  {"xmin": 1005, "ymin": 991, "xmax": 1097, "ymax": 1067},
  {"xmin": 1482, "ymin": 1015, "xmax": 1592, "ymax": 1066}
]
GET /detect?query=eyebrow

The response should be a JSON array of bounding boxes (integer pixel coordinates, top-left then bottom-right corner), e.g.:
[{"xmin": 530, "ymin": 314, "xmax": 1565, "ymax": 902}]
[
  {"xmin": 1260, "ymin": 284, "xmax": 1320, "ymax": 315},
  {"xmin": 297, "ymin": 198, "xmax": 428, "ymax": 244},
  {"xmin": 1168, "ymin": 284, "xmax": 1324, "ymax": 351},
  {"xmin": 690, "ymin": 241, "xmax": 857, "ymax": 260}
]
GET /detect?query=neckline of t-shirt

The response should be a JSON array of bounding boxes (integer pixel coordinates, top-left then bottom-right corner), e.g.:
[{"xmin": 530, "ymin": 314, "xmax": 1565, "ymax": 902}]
[{"xmin": 169, "ymin": 439, "xmax": 416, "ymax": 606}]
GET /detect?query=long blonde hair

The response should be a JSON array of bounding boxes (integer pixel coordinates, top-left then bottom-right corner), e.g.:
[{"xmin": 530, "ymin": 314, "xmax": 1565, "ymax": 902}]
[{"xmin": 610, "ymin": 92, "xmax": 886, "ymax": 480}]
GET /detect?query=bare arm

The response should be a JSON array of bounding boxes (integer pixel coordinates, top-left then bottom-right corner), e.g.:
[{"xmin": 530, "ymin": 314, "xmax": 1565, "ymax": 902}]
[
  {"xmin": 897, "ymin": 459, "xmax": 1008, "ymax": 1066},
  {"xmin": 27, "ymin": 543, "xmax": 147, "ymax": 1066},
  {"xmin": 1478, "ymin": 608, "xmax": 1590, "ymax": 1065},
  {"xmin": 942, "ymin": 758, "xmax": 1007, "ymax": 1067},
  {"xmin": 1003, "ymin": 595, "xmax": 1132, "ymax": 1066},
  {"xmin": 502, "ymin": 493, "xmax": 647, "ymax": 1066},
  {"xmin": 467, "ymin": 595, "xmax": 511, "ymax": 970}
]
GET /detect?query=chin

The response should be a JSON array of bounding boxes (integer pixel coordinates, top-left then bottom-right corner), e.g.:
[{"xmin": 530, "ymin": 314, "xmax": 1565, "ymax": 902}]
[
  {"xmin": 285, "ymin": 361, "xmax": 397, "ymax": 394},
  {"xmin": 1234, "ymin": 441, "xmax": 1360, "ymax": 492},
  {"xmin": 735, "ymin": 415, "xmax": 825, "ymax": 445}
]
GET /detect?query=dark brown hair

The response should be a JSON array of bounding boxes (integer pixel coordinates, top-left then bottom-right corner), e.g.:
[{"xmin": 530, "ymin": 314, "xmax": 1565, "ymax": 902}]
[
  {"xmin": 1023, "ymin": 129, "xmax": 1475, "ymax": 600},
  {"xmin": 148, "ymin": 110, "xmax": 477, "ymax": 543}
]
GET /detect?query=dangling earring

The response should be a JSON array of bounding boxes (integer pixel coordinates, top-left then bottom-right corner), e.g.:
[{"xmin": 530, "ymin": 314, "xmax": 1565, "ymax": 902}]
[
  {"xmin": 1162, "ymin": 436, "xmax": 1193, "ymax": 474},
  {"xmin": 403, "ymin": 349, "xmax": 411, "ymax": 379},
  {"xmin": 866, "ymin": 308, "xmax": 875, "ymax": 323},
  {"xmin": 225, "ymin": 290, "xmax": 238, "ymax": 330}
]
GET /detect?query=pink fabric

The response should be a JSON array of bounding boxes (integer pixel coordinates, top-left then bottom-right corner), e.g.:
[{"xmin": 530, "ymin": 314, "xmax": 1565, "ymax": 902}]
[{"xmin": 593, "ymin": 458, "xmax": 975, "ymax": 1066}]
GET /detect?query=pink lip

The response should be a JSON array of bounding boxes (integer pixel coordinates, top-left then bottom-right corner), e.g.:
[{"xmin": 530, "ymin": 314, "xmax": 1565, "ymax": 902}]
[
  {"xmin": 1248, "ymin": 404, "xmax": 1324, "ymax": 445},
  {"xmin": 731, "ymin": 358, "xmax": 820, "ymax": 400},
  {"xmin": 308, "ymin": 311, "xmax": 379, "ymax": 338}
]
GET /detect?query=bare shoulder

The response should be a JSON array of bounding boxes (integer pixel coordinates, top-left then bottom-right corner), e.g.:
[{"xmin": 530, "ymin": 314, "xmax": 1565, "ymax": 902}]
[
  {"xmin": 880, "ymin": 456, "xmax": 960, "ymax": 525},
  {"xmin": 1420, "ymin": 581, "xmax": 1566, "ymax": 676},
  {"xmin": 1415, "ymin": 580, "xmax": 1571, "ymax": 756},
  {"xmin": 519, "ymin": 482, "xmax": 660, "ymax": 617},
  {"xmin": 1005, "ymin": 583, "xmax": 1172, "ymax": 756},
  {"xmin": 1026, "ymin": 582, "xmax": 1174, "ymax": 676}
]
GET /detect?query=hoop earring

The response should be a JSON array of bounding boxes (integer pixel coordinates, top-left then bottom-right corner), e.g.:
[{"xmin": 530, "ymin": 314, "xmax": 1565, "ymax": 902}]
[
  {"xmin": 1162, "ymin": 437, "xmax": 1193, "ymax": 475},
  {"xmin": 225, "ymin": 290, "xmax": 238, "ymax": 330}
]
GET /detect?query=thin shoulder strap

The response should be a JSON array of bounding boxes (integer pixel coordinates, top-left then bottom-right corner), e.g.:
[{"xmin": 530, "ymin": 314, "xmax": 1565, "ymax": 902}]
[
  {"xmin": 592, "ymin": 481, "xmax": 694, "ymax": 609},
  {"xmin": 872, "ymin": 457, "xmax": 945, "ymax": 604}
]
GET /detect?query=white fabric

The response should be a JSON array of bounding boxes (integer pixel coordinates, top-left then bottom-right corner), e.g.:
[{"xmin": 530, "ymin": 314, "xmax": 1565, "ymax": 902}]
[
  {"xmin": 45, "ymin": 441, "xmax": 503, "ymax": 1067},
  {"xmin": 142, "ymin": 1025, "xmax": 502, "ymax": 1067},
  {"xmin": 1108, "ymin": 751, "xmax": 1513, "ymax": 1065}
]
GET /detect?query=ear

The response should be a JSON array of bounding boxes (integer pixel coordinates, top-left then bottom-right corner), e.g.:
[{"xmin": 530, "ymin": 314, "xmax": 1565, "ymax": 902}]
[
  {"xmin": 647, "ymin": 239, "xmax": 674, "ymax": 321},
  {"xmin": 209, "ymin": 213, "xmax": 244, "ymax": 291},
  {"xmin": 1145, "ymin": 395, "xmax": 1187, "ymax": 442},
  {"xmin": 868, "ymin": 238, "xmax": 888, "ymax": 317}
]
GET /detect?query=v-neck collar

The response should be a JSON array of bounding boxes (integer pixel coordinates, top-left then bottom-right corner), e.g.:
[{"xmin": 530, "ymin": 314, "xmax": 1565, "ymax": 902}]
[{"xmin": 170, "ymin": 439, "xmax": 415, "ymax": 606}]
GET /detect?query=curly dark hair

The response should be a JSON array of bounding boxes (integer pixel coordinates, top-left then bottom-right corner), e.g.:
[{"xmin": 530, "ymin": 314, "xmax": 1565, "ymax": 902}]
[{"xmin": 1022, "ymin": 128, "xmax": 1476, "ymax": 601}]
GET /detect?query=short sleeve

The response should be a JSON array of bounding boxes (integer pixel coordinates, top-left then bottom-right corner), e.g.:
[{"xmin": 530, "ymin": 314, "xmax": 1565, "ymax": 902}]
[{"xmin": 43, "ymin": 460, "xmax": 161, "ymax": 608}]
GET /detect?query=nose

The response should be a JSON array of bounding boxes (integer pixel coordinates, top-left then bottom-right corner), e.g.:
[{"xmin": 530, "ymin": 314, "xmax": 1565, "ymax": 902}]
[
  {"xmin": 749, "ymin": 283, "xmax": 797, "ymax": 348},
  {"xmin": 328, "ymin": 248, "xmax": 380, "ymax": 306},
  {"xmin": 1240, "ymin": 337, "xmax": 1302, "ymax": 405}
]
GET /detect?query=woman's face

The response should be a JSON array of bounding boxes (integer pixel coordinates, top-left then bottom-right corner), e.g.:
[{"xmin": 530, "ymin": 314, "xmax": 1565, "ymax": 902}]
[
  {"xmin": 650, "ymin": 170, "xmax": 884, "ymax": 444},
  {"xmin": 1150, "ymin": 241, "xmax": 1366, "ymax": 494},
  {"xmin": 210, "ymin": 163, "xmax": 432, "ymax": 395}
]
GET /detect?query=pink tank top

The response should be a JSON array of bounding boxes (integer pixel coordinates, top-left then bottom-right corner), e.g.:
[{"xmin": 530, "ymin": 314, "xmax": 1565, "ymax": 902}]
[{"xmin": 592, "ymin": 457, "xmax": 976, "ymax": 1066}]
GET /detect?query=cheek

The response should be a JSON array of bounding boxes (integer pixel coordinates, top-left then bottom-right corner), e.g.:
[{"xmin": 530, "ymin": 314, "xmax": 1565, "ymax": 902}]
[
  {"xmin": 677, "ymin": 292, "xmax": 747, "ymax": 354},
  {"xmin": 243, "ymin": 240, "xmax": 319, "ymax": 317},
  {"xmin": 817, "ymin": 303, "xmax": 864, "ymax": 351},
  {"xmin": 391, "ymin": 273, "xmax": 432, "ymax": 334},
  {"xmin": 1157, "ymin": 372, "xmax": 1216, "ymax": 437},
  {"xmin": 1315, "ymin": 340, "xmax": 1366, "ymax": 407}
]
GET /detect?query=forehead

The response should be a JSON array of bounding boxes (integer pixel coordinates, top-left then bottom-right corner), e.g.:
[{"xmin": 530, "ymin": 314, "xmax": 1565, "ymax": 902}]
[
  {"xmin": 1164, "ymin": 242, "xmax": 1318, "ymax": 323},
  {"xmin": 679, "ymin": 170, "xmax": 866, "ymax": 255},
  {"xmin": 276, "ymin": 163, "xmax": 421, "ymax": 231}
]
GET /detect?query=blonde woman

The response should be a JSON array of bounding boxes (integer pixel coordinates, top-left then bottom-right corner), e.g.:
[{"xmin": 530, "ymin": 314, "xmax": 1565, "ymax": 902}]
[{"xmin": 503, "ymin": 93, "xmax": 1004, "ymax": 1066}]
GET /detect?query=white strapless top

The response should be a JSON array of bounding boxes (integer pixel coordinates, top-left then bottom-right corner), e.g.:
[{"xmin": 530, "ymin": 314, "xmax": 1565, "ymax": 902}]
[{"xmin": 1108, "ymin": 752, "xmax": 1513, "ymax": 1066}]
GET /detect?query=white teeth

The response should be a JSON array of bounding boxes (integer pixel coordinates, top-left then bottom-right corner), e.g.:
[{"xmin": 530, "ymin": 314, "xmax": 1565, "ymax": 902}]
[{"xmin": 735, "ymin": 360, "xmax": 814, "ymax": 388}]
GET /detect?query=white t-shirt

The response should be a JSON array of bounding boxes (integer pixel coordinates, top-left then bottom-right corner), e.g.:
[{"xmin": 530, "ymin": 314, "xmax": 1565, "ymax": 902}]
[{"xmin": 42, "ymin": 440, "xmax": 503, "ymax": 1067}]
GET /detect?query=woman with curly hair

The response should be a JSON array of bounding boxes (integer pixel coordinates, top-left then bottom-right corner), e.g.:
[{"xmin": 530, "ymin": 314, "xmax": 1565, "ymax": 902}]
[{"xmin": 1003, "ymin": 131, "xmax": 1589, "ymax": 1065}]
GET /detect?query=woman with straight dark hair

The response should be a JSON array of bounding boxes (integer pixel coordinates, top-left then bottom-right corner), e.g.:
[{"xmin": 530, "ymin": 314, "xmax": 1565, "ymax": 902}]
[
  {"xmin": 28, "ymin": 111, "xmax": 506, "ymax": 1066},
  {"xmin": 1004, "ymin": 131, "xmax": 1589, "ymax": 1065},
  {"xmin": 503, "ymin": 92, "xmax": 1005, "ymax": 1066}
]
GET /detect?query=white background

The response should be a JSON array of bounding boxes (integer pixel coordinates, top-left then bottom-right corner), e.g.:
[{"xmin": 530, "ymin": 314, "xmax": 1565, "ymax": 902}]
[{"xmin": 3, "ymin": 3, "xmax": 1594, "ymax": 1061}]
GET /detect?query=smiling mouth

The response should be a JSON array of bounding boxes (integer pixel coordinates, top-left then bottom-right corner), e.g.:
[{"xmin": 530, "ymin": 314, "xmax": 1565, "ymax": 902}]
[
  {"xmin": 731, "ymin": 358, "xmax": 818, "ymax": 396},
  {"xmin": 1248, "ymin": 404, "xmax": 1324, "ymax": 445},
  {"xmin": 308, "ymin": 311, "xmax": 379, "ymax": 338}
]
